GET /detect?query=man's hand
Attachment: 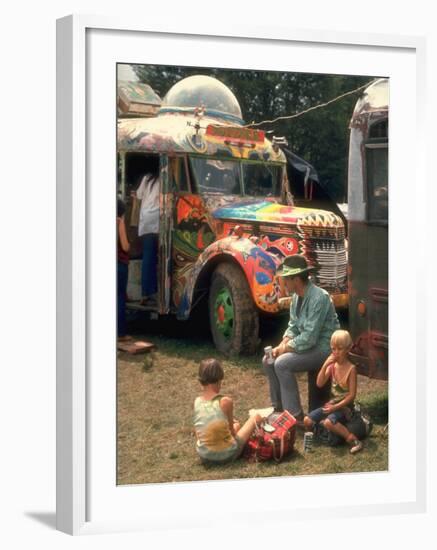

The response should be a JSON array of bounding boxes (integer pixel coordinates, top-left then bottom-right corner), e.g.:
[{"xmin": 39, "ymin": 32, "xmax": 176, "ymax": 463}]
[
  {"xmin": 272, "ymin": 344, "xmax": 284, "ymax": 358},
  {"xmin": 273, "ymin": 340, "xmax": 292, "ymax": 358}
]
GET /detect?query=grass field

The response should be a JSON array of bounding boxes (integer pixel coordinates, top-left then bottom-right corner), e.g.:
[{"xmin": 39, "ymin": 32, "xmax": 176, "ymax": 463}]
[{"xmin": 117, "ymin": 315, "xmax": 388, "ymax": 485}]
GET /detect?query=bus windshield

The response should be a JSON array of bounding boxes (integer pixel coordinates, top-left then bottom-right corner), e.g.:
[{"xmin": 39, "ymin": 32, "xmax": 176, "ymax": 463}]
[
  {"xmin": 190, "ymin": 158, "xmax": 241, "ymax": 194},
  {"xmin": 242, "ymin": 162, "xmax": 281, "ymax": 197},
  {"xmin": 189, "ymin": 157, "xmax": 282, "ymax": 197}
]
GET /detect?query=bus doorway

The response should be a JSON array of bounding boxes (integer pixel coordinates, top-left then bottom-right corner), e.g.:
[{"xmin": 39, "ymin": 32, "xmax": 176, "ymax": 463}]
[{"xmin": 119, "ymin": 152, "xmax": 162, "ymax": 309}]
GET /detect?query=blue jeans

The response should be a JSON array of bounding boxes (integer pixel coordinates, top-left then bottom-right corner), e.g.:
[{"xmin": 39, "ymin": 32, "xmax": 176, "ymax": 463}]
[
  {"xmin": 308, "ymin": 406, "xmax": 351, "ymax": 425},
  {"xmin": 117, "ymin": 261, "xmax": 129, "ymax": 337},
  {"xmin": 262, "ymin": 348, "xmax": 329, "ymax": 418},
  {"xmin": 141, "ymin": 233, "xmax": 158, "ymax": 297}
]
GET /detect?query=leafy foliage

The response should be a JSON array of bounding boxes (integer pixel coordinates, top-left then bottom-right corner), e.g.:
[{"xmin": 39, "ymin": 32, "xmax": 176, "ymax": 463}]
[{"xmin": 132, "ymin": 64, "xmax": 372, "ymax": 201}]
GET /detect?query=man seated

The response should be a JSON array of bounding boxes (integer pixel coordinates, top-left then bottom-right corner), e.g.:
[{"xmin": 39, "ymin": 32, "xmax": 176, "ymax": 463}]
[{"xmin": 262, "ymin": 255, "xmax": 340, "ymax": 421}]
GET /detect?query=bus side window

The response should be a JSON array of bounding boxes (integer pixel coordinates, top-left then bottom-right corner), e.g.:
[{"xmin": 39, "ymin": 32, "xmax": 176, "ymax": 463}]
[
  {"xmin": 366, "ymin": 119, "xmax": 388, "ymax": 222},
  {"xmin": 169, "ymin": 156, "xmax": 189, "ymax": 192},
  {"xmin": 366, "ymin": 145, "xmax": 388, "ymax": 222}
]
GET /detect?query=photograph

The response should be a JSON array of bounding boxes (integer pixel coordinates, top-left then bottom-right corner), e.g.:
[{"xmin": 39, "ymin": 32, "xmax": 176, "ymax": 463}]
[
  {"xmin": 1, "ymin": 0, "xmax": 432, "ymax": 543},
  {"xmin": 115, "ymin": 62, "xmax": 389, "ymax": 485}
]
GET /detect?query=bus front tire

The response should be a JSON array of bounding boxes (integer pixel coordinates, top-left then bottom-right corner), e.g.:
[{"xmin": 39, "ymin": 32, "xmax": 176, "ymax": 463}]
[{"xmin": 209, "ymin": 263, "xmax": 259, "ymax": 356}]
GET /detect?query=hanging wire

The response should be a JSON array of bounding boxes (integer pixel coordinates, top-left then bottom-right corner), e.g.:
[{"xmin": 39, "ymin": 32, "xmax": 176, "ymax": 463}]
[{"xmin": 243, "ymin": 78, "xmax": 379, "ymax": 128}]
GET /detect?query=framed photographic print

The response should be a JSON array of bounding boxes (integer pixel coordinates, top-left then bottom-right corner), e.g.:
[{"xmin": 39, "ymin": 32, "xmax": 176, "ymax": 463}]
[{"xmin": 56, "ymin": 14, "xmax": 427, "ymax": 536}]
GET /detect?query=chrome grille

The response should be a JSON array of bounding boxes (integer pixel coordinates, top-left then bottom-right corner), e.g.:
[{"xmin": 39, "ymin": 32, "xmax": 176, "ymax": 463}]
[
  {"xmin": 299, "ymin": 225, "xmax": 345, "ymax": 240},
  {"xmin": 304, "ymin": 239, "xmax": 348, "ymax": 292}
]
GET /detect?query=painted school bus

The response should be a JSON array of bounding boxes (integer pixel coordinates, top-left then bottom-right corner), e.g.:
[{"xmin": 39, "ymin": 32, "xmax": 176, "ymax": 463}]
[
  {"xmin": 117, "ymin": 75, "xmax": 348, "ymax": 354},
  {"xmin": 347, "ymin": 78, "xmax": 388, "ymax": 379}
]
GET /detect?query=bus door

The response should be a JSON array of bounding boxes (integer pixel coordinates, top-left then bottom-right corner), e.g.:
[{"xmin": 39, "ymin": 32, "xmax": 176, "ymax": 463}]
[
  {"xmin": 160, "ymin": 155, "xmax": 194, "ymax": 314},
  {"xmin": 158, "ymin": 154, "xmax": 173, "ymax": 314}
]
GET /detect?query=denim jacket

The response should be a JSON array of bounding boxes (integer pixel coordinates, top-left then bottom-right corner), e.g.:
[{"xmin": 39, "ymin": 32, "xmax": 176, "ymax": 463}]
[{"xmin": 283, "ymin": 280, "xmax": 340, "ymax": 354}]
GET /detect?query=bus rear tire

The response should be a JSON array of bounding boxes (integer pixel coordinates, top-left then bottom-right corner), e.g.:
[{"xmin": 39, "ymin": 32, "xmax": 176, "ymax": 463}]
[{"xmin": 209, "ymin": 263, "xmax": 259, "ymax": 356}]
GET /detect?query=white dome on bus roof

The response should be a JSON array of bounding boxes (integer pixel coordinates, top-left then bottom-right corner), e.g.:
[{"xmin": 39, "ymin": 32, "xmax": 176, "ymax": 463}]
[{"xmin": 159, "ymin": 75, "xmax": 244, "ymax": 125}]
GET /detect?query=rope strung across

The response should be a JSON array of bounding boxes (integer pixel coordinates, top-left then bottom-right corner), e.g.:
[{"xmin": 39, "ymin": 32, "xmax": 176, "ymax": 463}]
[{"xmin": 243, "ymin": 79, "xmax": 378, "ymax": 128}]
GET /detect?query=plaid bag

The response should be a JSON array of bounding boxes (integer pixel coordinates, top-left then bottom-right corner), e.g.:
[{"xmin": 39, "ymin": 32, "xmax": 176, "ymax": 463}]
[{"xmin": 243, "ymin": 410, "xmax": 297, "ymax": 463}]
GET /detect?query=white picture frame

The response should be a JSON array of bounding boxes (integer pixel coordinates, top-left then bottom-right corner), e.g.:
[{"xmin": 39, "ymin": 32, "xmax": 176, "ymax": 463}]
[{"xmin": 56, "ymin": 14, "xmax": 427, "ymax": 536}]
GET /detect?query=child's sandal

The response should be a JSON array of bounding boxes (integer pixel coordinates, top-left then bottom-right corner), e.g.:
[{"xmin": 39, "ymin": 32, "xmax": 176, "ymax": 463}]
[{"xmin": 350, "ymin": 439, "xmax": 363, "ymax": 454}]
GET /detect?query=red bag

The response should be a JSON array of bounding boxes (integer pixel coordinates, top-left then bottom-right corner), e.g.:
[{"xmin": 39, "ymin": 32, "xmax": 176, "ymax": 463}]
[{"xmin": 243, "ymin": 411, "xmax": 297, "ymax": 463}]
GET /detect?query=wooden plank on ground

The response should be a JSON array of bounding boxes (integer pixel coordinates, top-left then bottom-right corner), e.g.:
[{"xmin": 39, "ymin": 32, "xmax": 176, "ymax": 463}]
[{"xmin": 117, "ymin": 340, "xmax": 156, "ymax": 354}]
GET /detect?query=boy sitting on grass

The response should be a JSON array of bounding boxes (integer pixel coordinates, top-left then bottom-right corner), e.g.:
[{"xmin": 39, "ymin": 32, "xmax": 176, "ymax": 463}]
[
  {"xmin": 193, "ymin": 358, "xmax": 262, "ymax": 464},
  {"xmin": 303, "ymin": 330, "xmax": 363, "ymax": 454}
]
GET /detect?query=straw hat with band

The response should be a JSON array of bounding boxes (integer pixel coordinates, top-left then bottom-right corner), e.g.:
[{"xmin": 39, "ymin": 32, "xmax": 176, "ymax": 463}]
[{"xmin": 276, "ymin": 254, "xmax": 317, "ymax": 278}]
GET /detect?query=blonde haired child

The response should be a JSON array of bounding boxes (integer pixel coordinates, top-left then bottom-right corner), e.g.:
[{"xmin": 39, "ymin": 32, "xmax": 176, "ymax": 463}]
[
  {"xmin": 193, "ymin": 358, "xmax": 262, "ymax": 464},
  {"xmin": 303, "ymin": 330, "xmax": 363, "ymax": 454}
]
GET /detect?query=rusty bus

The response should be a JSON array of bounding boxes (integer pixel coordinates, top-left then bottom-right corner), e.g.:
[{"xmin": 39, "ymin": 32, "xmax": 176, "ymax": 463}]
[{"xmin": 347, "ymin": 78, "xmax": 388, "ymax": 378}]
